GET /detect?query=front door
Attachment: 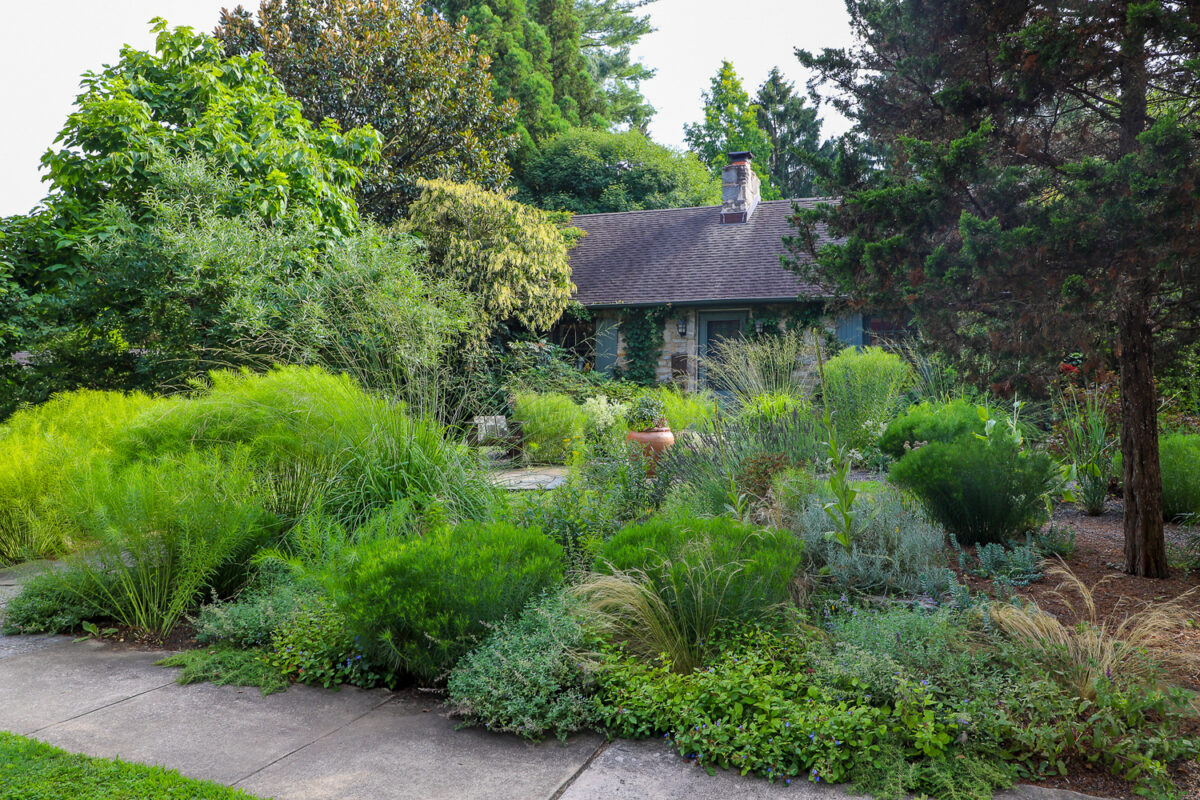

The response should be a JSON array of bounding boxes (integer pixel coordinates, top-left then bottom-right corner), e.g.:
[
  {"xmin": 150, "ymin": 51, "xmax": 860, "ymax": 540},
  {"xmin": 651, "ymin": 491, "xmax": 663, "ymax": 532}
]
[{"xmin": 698, "ymin": 310, "xmax": 748, "ymax": 389}]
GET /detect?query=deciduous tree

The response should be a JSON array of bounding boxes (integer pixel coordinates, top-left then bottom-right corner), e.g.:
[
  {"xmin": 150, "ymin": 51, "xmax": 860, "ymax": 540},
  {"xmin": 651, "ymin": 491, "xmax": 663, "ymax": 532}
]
[
  {"xmin": 406, "ymin": 179, "xmax": 579, "ymax": 333},
  {"xmin": 216, "ymin": 0, "xmax": 518, "ymax": 221},
  {"xmin": 517, "ymin": 128, "xmax": 719, "ymax": 213}
]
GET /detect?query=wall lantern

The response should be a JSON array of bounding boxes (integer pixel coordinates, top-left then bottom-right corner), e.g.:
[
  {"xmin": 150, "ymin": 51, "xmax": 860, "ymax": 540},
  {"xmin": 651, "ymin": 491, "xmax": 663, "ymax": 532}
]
[
  {"xmin": 677, "ymin": 318, "xmax": 688, "ymax": 336},
  {"xmin": 754, "ymin": 319, "xmax": 765, "ymax": 335}
]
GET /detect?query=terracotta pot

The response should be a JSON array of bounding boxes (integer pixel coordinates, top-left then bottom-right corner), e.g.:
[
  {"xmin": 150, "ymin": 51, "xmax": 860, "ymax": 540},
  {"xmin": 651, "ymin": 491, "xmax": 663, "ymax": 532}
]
[{"xmin": 627, "ymin": 426, "xmax": 675, "ymax": 473}]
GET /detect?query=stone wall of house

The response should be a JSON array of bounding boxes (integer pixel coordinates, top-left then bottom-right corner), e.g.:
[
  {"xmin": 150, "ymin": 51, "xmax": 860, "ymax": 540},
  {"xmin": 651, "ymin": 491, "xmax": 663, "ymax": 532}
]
[{"xmin": 597, "ymin": 303, "xmax": 839, "ymax": 393}]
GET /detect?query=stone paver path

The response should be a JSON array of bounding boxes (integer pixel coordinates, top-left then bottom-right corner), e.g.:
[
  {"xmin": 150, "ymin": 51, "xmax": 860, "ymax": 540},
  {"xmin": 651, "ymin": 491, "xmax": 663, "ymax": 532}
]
[{"xmin": 488, "ymin": 465, "xmax": 568, "ymax": 491}]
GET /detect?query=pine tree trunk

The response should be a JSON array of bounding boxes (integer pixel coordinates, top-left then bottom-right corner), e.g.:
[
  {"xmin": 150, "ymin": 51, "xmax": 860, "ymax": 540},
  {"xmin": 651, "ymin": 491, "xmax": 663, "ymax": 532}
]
[{"xmin": 1118, "ymin": 297, "xmax": 1167, "ymax": 578}]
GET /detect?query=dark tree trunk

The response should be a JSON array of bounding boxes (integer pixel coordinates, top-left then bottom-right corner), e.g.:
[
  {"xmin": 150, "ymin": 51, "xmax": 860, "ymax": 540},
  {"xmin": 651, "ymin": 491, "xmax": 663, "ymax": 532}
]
[{"xmin": 1117, "ymin": 296, "xmax": 1167, "ymax": 578}]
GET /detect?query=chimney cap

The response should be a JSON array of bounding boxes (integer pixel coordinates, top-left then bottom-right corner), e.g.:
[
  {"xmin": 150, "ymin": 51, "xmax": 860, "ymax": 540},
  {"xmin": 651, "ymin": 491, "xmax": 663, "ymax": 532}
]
[{"xmin": 726, "ymin": 150, "xmax": 754, "ymax": 162}]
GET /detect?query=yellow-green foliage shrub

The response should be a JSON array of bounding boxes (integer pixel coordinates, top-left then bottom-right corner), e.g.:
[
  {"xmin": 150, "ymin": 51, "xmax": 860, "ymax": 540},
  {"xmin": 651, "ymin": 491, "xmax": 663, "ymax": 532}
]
[
  {"xmin": 658, "ymin": 386, "xmax": 717, "ymax": 432},
  {"xmin": 0, "ymin": 390, "xmax": 160, "ymax": 564},
  {"xmin": 512, "ymin": 391, "xmax": 587, "ymax": 464}
]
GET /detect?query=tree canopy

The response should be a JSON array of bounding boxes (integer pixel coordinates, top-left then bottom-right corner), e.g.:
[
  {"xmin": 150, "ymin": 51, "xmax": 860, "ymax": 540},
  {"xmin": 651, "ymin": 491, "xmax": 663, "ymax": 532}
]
[
  {"xmin": 756, "ymin": 67, "xmax": 831, "ymax": 198},
  {"xmin": 684, "ymin": 61, "xmax": 777, "ymax": 198},
  {"xmin": 43, "ymin": 19, "xmax": 378, "ymax": 242},
  {"xmin": 790, "ymin": 0, "xmax": 1200, "ymax": 578},
  {"xmin": 516, "ymin": 128, "xmax": 719, "ymax": 213},
  {"xmin": 215, "ymin": 0, "xmax": 519, "ymax": 222},
  {"xmin": 0, "ymin": 21, "xmax": 384, "ymax": 410},
  {"xmin": 406, "ymin": 179, "xmax": 580, "ymax": 333},
  {"xmin": 427, "ymin": 0, "xmax": 656, "ymax": 147}
]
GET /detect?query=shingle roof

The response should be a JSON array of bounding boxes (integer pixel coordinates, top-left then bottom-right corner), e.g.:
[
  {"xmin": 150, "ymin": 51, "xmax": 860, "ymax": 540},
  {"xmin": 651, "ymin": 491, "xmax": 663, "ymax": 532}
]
[{"xmin": 567, "ymin": 199, "xmax": 829, "ymax": 308}]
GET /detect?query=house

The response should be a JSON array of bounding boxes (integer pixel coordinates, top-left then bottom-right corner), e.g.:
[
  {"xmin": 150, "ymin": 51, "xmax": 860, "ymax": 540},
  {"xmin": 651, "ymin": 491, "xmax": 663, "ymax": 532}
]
[{"xmin": 564, "ymin": 151, "xmax": 880, "ymax": 391}]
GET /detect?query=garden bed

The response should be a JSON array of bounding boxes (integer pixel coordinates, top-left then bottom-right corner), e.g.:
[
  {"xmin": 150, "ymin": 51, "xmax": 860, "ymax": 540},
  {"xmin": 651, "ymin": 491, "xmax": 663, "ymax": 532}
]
[{"xmin": 954, "ymin": 506, "xmax": 1200, "ymax": 688}]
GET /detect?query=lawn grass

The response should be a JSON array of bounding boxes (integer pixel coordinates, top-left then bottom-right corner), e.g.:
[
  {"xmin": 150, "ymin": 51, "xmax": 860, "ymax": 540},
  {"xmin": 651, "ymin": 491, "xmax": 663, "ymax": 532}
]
[{"xmin": 0, "ymin": 731, "xmax": 263, "ymax": 799}]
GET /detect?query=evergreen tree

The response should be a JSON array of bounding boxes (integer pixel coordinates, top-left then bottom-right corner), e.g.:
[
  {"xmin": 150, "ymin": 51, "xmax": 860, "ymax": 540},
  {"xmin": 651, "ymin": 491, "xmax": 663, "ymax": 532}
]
[
  {"xmin": 756, "ymin": 67, "xmax": 830, "ymax": 197},
  {"xmin": 577, "ymin": 0, "xmax": 657, "ymax": 131},
  {"xmin": 790, "ymin": 0, "xmax": 1200, "ymax": 578},
  {"xmin": 684, "ymin": 61, "xmax": 777, "ymax": 197}
]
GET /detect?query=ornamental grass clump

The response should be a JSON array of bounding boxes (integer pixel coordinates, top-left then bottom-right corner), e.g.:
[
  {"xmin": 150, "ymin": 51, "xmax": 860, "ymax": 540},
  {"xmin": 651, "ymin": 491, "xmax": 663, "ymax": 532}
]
[
  {"xmin": 578, "ymin": 516, "xmax": 802, "ymax": 672},
  {"xmin": 1054, "ymin": 386, "xmax": 1118, "ymax": 516},
  {"xmin": 989, "ymin": 564, "xmax": 1198, "ymax": 701},
  {"xmin": 704, "ymin": 328, "xmax": 815, "ymax": 411}
]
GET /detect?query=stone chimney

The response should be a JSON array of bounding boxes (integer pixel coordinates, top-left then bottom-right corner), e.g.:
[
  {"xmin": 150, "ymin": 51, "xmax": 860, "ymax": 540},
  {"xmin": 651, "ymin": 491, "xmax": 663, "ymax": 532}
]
[{"xmin": 720, "ymin": 151, "xmax": 760, "ymax": 223}]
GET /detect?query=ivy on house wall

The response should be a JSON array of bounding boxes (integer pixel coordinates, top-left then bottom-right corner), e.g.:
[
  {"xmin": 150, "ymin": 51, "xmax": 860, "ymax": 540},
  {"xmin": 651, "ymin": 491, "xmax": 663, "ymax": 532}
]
[{"xmin": 617, "ymin": 306, "xmax": 670, "ymax": 386}]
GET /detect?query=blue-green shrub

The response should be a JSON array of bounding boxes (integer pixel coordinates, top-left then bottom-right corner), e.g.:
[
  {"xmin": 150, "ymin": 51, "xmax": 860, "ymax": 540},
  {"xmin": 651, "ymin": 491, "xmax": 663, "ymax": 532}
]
[
  {"xmin": 890, "ymin": 437, "xmax": 1057, "ymax": 545},
  {"xmin": 792, "ymin": 486, "xmax": 949, "ymax": 596},
  {"xmin": 448, "ymin": 592, "xmax": 595, "ymax": 740},
  {"xmin": 325, "ymin": 521, "xmax": 563, "ymax": 683}
]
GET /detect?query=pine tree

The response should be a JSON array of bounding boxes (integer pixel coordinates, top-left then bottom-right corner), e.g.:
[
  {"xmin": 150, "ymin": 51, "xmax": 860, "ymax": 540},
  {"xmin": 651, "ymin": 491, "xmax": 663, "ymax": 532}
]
[
  {"xmin": 790, "ymin": 0, "xmax": 1200, "ymax": 578},
  {"xmin": 684, "ymin": 61, "xmax": 777, "ymax": 197}
]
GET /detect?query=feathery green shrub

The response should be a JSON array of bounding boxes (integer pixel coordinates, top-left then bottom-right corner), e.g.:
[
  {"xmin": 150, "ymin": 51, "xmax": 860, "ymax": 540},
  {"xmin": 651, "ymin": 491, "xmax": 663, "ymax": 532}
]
[
  {"xmin": 511, "ymin": 391, "xmax": 587, "ymax": 464},
  {"xmin": 326, "ymin": 521, "xmax": 563, "ymax": 683},
  {"xmin": 890, "ymin": 437, "xmax": 1057, "ymax": 545},
  {"xmin": 114, "ymin": 365, "xmax": 495, "ymax": 526},
  {"xmin": 821, "ymin": 346, "xmax": 913, "ymax": 453},
  {"xmin": 0, "ymin": 389, "xmax": 159, "ymax": 564},
  {"xmin": 42, "ymin": 449, "xmax": 278, "ymax": 635},
  {"xmin": 878, "ymin": 398, "xmax": 984, "ymax": 460},
  {"xmin": 1160, "ymin": 433, "xmax": 1200, "ymax": 522}
]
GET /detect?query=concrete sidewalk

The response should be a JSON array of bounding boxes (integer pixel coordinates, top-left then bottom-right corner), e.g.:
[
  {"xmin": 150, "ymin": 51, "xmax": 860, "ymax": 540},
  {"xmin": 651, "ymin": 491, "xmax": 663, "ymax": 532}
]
[
  {"xmin": 0, "ymin": 639, "xmax": 1102, "ymax": 800},
  {"xmin": 0, "ymin": 565, "xmax": 1099, "ymax": 800}
]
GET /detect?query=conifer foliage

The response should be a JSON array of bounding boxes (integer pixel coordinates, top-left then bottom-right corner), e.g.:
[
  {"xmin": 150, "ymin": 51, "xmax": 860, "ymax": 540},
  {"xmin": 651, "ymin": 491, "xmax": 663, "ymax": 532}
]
[{"xmin": 790, "ymin": 0, "xmax": 1200, "ymax": 577}]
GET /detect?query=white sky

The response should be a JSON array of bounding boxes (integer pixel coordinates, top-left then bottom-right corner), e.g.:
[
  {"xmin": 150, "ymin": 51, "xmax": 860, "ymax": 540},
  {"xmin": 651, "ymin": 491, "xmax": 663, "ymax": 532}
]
[{"xmin": 0, "ymin": 0, "xmax": 854, "ymax": 217}]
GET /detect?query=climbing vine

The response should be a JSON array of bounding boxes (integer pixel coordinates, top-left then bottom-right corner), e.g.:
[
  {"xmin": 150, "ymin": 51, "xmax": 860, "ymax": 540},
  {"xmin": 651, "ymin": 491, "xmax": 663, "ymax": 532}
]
[{"xmin": 617, "ymin": 306, "xmax": 670, "ymax": 386}]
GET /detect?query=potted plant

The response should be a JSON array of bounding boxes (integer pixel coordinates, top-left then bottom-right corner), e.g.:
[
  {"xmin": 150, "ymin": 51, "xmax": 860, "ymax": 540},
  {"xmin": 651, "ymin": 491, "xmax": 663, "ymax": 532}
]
[{"xmin": 625, "ymin": 395, "xmax": 674, "ymax": 466}]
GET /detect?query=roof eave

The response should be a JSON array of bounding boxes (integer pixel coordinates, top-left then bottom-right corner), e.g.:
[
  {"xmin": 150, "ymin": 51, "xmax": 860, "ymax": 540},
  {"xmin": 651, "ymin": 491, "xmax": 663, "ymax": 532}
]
[{"xmin": 577, "ymin": 294, "xmax": 832, "ymax": 310}]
